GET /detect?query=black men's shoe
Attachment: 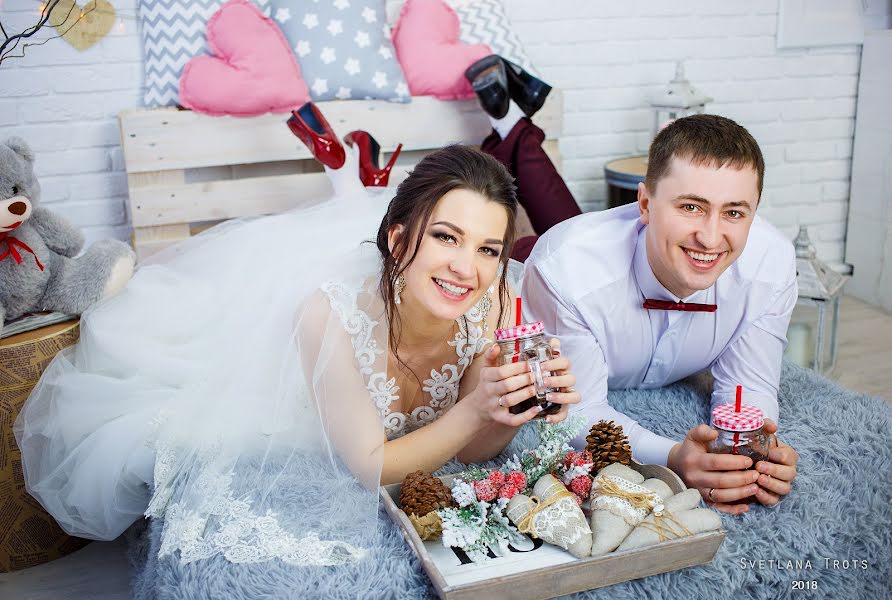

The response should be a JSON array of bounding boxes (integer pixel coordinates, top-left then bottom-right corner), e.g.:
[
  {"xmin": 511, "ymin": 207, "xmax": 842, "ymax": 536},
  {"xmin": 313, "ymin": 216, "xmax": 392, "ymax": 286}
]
[
  {"xmin": 502, "ymin": 58, "xmax": 552, "ymax": 117},
  {"xmin": 464, "ymin": 54, "xmax": 510, "ymax": 119}
]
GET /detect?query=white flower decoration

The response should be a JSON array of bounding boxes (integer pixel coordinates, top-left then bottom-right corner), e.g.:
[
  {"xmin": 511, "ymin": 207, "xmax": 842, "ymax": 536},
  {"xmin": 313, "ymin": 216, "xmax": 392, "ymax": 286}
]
[
  {"xmin": 274, "ymin": 7, "xmax": 291, "ymax": 23},
  {"xmin": 354, "ymin": 30, "xmax": 370, "ymax": 48},
  {"xmin": 327, "ymin": 19, "xmax": 343, "ymax": 36},
  {"xmin": 361, "ymin": 7, "xmax": 377, "ymax": 23},
  {"xmin": 394, "ymin": 81, "xmax": 409, "ymax": 98},
  {"xmin": 377, "ymin": 44, "xmax": 392, "ymax": 60},
  {"xmin": 295, "ymin": 40, "xmax": 311, "ymax": 57},
  {"xmin": 344, "ymin": 58, "xmax": 361, "ymax": 76},
  {"xmin": 320, "ymin": 46, "xmax": 336, "ymax": 65},
  {"xmin": 334, "ymin": 0, "xmax": 350, "ymax": 9},
  {"xmin": 311, "ymin": 78, "xmax": 329, "ymax": 96},
  {"xmin": 451, "ymin": 481, "xmax": 477, "ymax": 507},
  {"xmin": 302, "ymin": 13, "xmax": 319, "ymax": 29},
  {"xmin": 371, "ymin": 70, "xmax": 388, "ymax": 89},
  {"xmin": 335, "ymin": 86, "xmax": 352, "ymax": 100}
]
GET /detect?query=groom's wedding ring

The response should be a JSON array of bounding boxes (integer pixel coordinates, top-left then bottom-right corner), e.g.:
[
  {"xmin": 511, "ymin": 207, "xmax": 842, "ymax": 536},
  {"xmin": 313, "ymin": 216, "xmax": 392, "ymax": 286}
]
[
  {"xmin": 708, "ymin": 488, "xmax": 716, "ymax": 502},
  {"xmin": 498, "ymin": 397, "xmax": 504, "ymax": 407}
]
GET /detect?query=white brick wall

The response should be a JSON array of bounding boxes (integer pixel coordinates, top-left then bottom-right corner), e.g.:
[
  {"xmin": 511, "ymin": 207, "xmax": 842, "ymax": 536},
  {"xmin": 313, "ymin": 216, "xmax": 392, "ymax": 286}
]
[
  {"xmin": 508, "ymin": 0, "xmax": 891, "ymax": 266},
  {"xmin": 0, "ymin": 0, "xmax": 889, "ymax": 265},
  {"xmin": 0, "ymin": 0, "xmax": 140, "ymax": 243}
]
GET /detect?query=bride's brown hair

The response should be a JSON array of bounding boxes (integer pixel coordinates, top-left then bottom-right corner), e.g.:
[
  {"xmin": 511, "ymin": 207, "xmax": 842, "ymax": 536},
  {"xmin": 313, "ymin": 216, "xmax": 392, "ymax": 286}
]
[{"xmin": 375, "ymin": 145, "xmax": 518, "ymax": 369}]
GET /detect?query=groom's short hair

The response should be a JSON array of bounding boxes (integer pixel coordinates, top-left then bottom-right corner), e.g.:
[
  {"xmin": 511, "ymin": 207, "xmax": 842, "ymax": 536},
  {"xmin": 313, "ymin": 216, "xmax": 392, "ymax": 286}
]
[{"xmin": 645, "ymin": 114, "xmax": 765, "ymax": 197}]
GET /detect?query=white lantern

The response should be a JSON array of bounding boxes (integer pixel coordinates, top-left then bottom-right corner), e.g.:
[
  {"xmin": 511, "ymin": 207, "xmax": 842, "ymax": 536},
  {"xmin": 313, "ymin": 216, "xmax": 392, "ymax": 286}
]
[
  {"xmin": 785, "ymin": 227, "xmax": 848, "ymax": 373},
  {"xmin": 648, "ymin": 62, "xmax": 713, "ymax": 139}
]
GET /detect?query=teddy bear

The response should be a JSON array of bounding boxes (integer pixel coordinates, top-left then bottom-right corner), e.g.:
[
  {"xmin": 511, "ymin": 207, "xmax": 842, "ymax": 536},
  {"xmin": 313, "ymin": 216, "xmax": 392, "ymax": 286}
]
[{"xmin": 0, "ymin": 136, "xmax": 135, "ymax": 336}]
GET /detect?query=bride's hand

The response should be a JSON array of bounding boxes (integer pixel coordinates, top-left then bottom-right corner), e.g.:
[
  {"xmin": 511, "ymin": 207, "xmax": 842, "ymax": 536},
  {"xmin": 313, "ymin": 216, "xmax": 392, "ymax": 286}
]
[
  {"xmin": 471, "ymin": 344, "xmax": 543, "ymax": 427},
  {"xmin": 538, "ymin": 338, "xmax": 581, "ymax": 424}
]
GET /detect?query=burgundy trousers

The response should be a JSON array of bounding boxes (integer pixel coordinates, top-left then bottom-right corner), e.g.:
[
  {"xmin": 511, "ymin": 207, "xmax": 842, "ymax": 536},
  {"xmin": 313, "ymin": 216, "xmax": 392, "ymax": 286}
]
[{"xmin": 481, "ymin": 118, "xmax": 581, "ymax": 262}]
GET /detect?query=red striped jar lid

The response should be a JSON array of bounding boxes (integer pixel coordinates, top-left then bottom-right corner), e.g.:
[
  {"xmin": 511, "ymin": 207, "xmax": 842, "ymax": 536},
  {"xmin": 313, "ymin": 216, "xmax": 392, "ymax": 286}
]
[
  {"xmin": 494, "ymin": 321, "xmax": 545, "ymax": 341},
  {"xmin": 711, "ymin": 403, "xmax": 765, "ymax": 432}
]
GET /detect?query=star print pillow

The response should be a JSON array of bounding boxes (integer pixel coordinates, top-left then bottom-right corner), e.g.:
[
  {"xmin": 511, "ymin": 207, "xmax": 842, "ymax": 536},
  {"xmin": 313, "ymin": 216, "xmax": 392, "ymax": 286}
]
[{"xmin": 270, "ymin": 0, "xmax": 410, "ymax": 103}]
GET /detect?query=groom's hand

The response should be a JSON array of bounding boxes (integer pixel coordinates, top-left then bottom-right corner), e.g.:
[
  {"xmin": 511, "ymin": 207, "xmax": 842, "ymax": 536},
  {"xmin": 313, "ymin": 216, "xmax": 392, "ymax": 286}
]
[
  {"xmin": 753, "ymin": 418, "xmax": 798, "ymax": 507},
  {"xmin": 667, "ymin": 424, "xmax": 760, "ymax": 515}
]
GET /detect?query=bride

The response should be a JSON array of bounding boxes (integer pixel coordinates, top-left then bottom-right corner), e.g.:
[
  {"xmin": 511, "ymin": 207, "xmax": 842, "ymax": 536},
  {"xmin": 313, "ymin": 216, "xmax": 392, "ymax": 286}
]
[{"xmin": 14, "ymin": 105, "xmax": 580, "ymax": 568}]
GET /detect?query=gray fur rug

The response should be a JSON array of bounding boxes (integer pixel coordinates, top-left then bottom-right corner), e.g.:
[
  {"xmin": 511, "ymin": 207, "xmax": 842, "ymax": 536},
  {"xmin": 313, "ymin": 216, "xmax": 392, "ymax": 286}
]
[{"xmin": 127, "ymin": 362, "xmax": 892, "ymax": 599}]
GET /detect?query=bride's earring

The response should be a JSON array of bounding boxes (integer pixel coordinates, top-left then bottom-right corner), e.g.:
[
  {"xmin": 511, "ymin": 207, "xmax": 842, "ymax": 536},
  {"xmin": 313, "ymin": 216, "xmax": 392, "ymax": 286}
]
[{"xmin": 394, "ymin": 273, "xmax": 406, "ymax": 305}]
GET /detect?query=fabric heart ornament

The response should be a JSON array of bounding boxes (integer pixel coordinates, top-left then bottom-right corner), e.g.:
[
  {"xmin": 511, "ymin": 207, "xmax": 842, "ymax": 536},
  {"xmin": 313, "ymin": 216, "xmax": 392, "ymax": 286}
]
[
  {"xmin": 617, "ymin": 488, "xmax": 722, "ymax": 552},
  {"xmin": 588, "ymin": 463, "xmax": 673, "ymax": 556},
  {"xmin": 179, "ymin": 0, "xmax": 310, "ymax": 117},
  {"xmin": 54, "ymin": 0, "xmax": 116, "ymax": 51},
  {"xmin": 506, "ymin": 474, "xmax": 592, "ymax": 558},
  {"xmin": 391, "ymin": 0, "xmax": 492, "ymax": 100}
]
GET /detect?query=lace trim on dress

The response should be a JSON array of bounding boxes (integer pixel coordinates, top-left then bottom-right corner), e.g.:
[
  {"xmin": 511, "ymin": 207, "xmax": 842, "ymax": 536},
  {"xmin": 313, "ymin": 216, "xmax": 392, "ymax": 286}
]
[
  {"xmin": 147, "ymin": 436, "xmax": 366, "ymax": 566},
  {"xmin": 322, "ymin": 280, "xmax": 492, "ymax": 439}
]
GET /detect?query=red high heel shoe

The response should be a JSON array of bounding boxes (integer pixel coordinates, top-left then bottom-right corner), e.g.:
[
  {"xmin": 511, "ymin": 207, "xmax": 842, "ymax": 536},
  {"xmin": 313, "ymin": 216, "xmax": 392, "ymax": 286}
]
[
  {"xmin": 343, "ymin": 130, "xmax": 403, "ymax": 187},
  {"xmin": 286, "ymin": 102, "xmax": 346, "ymax": 169}
]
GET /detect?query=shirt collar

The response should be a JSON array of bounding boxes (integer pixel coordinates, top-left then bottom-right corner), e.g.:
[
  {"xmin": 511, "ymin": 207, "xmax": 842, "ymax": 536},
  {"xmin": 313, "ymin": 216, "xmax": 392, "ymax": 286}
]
[{"xmin": 633, "ymin": 226, "xmax": 711, "ymax": 304}]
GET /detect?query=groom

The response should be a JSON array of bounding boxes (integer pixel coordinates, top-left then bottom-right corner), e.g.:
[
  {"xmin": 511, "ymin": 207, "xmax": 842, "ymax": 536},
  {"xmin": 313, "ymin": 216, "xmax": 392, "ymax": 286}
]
[{"xmin": 523, "ymin": 114, "xmax": 800, "ymax": 514}]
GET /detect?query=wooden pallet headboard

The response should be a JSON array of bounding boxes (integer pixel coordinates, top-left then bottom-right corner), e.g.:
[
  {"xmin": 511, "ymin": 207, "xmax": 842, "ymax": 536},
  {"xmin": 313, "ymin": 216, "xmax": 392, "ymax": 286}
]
[{"xmin": 118, "ymin": 93, "xmax": 563, "ymax": 261}]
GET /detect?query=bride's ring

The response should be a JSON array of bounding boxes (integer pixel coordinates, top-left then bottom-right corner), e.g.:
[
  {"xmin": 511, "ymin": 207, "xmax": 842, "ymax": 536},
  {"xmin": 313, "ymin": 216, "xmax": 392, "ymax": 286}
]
[
  {"xmin": 708, "ymin": 488, "xmax": 716, "ymax": 502},
  {"xmin": 498, "ymin": 397, "xmax": 504, "ymax": 408}
]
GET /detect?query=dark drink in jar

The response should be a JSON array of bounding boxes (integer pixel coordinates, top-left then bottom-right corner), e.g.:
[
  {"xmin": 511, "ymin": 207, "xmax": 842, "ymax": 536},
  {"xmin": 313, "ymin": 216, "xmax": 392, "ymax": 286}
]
[
  {"xmin": 493, "ymin": 321, "xmax": 561, "ymax": 416},
  {"xmin": 709, "ymin": 403, "xmax": 771, "ymax": 504}
]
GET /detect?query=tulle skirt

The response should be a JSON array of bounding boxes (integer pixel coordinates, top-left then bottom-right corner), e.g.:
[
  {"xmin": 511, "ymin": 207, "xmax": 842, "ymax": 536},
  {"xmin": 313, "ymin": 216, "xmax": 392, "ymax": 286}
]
[{"xmin": 14, "ymin": 188, "xmax": 394, "ymax": 561}]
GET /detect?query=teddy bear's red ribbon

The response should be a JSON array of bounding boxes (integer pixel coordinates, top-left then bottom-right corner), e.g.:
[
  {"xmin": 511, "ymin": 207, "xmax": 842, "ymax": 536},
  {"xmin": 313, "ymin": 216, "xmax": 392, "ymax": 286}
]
[{"xmin": 0, "ymin": 232, "xmax": 45, "ymax": 271}]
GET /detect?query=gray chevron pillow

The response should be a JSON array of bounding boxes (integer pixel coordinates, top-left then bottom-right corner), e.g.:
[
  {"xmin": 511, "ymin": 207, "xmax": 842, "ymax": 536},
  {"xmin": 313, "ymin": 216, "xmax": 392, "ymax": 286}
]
[
  {"xmin": 138, "ymin": 0, "xmax": 271, "ymax": 107},
  {"xmin": 446, "ymin": 0, "xmax": 537, "ymax": 77}
]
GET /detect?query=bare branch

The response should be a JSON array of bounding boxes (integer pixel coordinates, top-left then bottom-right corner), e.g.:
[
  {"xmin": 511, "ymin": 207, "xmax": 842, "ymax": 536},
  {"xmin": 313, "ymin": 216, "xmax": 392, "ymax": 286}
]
[{"xmin": 0, "ymin": 0, "xmax": 83, "ymax": 65}]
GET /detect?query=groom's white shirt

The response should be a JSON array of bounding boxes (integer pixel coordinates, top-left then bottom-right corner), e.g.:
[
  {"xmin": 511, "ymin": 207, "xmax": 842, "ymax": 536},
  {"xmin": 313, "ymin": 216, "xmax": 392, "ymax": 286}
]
[{"xmin": 522, "ymin": 203, "xmax": 797, "ymax": 465}]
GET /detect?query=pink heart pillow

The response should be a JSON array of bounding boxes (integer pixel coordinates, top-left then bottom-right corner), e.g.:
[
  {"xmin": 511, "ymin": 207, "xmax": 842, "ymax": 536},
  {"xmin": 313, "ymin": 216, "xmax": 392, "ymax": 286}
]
[
  {"xmin": 392, "ymin": 0, "xmax": 492, "ymax": 100},
  {"xmin": 179, "ymin": 0, "xmax": 310, "ymax": 117}
]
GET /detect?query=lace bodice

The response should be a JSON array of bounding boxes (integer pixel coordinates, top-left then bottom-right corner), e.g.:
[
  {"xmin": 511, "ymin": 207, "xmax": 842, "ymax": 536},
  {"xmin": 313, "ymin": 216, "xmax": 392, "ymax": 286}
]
[{"xmin": 322, "ymin": 280, "xmax": 492, "ymax": 440}]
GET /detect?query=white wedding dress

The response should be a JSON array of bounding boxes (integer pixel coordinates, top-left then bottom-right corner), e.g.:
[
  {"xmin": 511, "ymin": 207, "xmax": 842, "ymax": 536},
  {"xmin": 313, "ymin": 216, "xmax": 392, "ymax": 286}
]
[{"xmin": 14, "ymin": 168, "xmax": 513, "ymax": 567}]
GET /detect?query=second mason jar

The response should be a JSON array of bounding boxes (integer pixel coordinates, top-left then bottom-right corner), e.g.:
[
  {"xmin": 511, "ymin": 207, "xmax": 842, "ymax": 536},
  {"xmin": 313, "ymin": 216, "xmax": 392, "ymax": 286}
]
[
  {"xmin": 493, "ymin": 321, "xmax": 561, "ymax": 416},
  {"xmin": 708, "ymin": 403, "xmax": 771, "ymax": 463}
]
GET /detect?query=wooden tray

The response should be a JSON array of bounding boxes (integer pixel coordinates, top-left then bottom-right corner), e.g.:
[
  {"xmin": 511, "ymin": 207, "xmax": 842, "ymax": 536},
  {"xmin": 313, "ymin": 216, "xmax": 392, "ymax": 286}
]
[{"xmin": 380, "ymin": 462, "xmax": 725, "ymax": 600}]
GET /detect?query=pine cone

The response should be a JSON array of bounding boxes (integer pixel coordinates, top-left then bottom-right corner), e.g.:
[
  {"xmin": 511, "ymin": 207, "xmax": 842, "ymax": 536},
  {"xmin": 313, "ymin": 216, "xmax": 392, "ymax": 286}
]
[
  {"xmin": 585, "ymin": 420, "xmax": 632, "ymax": 472},
  {"xmin": 399, "ymin": 471, "xmax": 455, "ymax": 517}
]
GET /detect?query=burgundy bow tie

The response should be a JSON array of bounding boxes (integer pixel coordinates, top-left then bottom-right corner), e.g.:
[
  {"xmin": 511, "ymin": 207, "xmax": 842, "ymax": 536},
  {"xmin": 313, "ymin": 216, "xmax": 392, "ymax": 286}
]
[{"xmin": 643, "ymin": 299, "xmax": 717, "ymax": 312}]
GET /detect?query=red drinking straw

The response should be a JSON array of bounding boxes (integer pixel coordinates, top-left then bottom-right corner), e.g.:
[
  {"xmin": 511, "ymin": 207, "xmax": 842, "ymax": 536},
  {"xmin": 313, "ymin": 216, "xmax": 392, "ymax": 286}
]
[
  {"xmin": 513, "ymin": 297, "xmax": 522, "ymax": 363},
  {"xmin": 733, "ymin": 385, "xmax": 742, "ymax": 454}
]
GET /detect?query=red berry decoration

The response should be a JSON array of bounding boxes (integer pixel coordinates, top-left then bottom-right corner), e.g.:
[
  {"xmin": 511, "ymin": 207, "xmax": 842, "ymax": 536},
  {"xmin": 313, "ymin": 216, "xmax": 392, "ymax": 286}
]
[
  {"xmin": 505, "ymin": 470, "xmax": 527, "ymax": 491},
  {"xmin": 564, "ymin": 450, "xmax": 593, "ymax": 470},
  {"xmin": 569, "ymin": 475, "xmax": 593, "ymax": 500},
  {"xmin": 498, "ymin": 484, "xmax": 519, "ymax": 500},
  {"xmin": 473, "ymin": 479, "xmax": 497, "ymax": 502},
  {"xmin": 575, "ymin": 450, "xmax": 594, "ymax": 467},
  {"xmin": 488, "ymin": 471, "xmax": 505, "ymax": 489}
]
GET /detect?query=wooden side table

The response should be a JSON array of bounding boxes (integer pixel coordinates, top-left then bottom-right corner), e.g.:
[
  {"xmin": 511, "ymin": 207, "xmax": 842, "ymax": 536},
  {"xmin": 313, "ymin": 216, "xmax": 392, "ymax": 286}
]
[
  {"xmin": 0, "ymin": 320, "xmax": 90, "ymax": 572},
  {"xmin": 605, "ymin": 155, "xmax": 648, "ymax": 209}
]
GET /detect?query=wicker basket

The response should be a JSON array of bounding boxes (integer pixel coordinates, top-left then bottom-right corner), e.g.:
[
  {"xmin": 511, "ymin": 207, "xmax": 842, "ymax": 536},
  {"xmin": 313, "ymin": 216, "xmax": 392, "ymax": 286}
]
[{"xmin": 0, "ymin": 320, "xmax": 90, "ymax": 572}]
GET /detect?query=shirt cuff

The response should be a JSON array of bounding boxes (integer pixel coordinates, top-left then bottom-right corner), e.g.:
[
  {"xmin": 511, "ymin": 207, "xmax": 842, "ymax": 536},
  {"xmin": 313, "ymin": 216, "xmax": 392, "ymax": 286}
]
[{"xmin": 631, "ymin": 431, "xmax": 678, "ymax": 467}]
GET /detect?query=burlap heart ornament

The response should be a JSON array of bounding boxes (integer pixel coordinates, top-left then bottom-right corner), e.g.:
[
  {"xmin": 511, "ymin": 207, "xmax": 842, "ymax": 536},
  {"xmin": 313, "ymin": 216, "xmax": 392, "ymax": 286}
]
[
  {"xmin": 588, "ymin": 463, "xmax": 674, "ymax": 555},
  {"xmin": 53, "ymin": 0, "xmax": 116, "ymax": 51},
  {"xmin": 617, "ymin": 488, "xmax": 722, "ymax": 551},
  {"xmin": 506, "ymin": 474, "xmax": 592, "ymax": 558}
]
